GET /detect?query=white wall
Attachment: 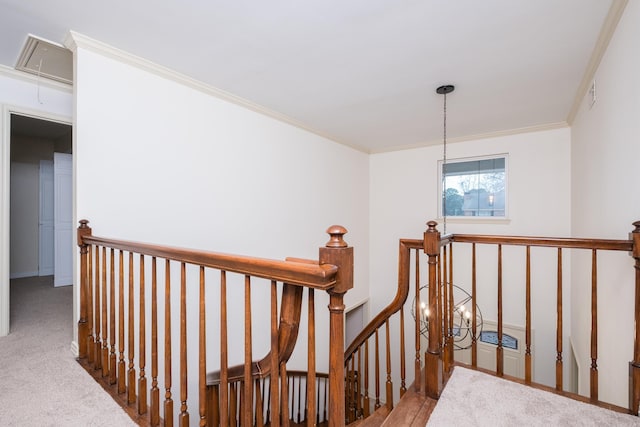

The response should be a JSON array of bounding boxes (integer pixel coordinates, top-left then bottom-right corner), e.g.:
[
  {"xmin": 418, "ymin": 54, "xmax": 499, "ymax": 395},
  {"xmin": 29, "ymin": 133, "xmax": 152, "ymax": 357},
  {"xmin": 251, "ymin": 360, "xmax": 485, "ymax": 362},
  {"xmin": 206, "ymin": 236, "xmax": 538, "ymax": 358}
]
[
  {"xmin": 570, "ymin": 1, "xmax": 640, "ymax": 408},
  {"xmin": 72, "ymin": 40, "xmax": 370, "ymax": 424},
  {"xmin": 370, "ymin": 128, "xmax": 572, "ymax": 390},
  {"xmin": 0, "ymin": 68, "xmax": 73, "ymax": 336}
]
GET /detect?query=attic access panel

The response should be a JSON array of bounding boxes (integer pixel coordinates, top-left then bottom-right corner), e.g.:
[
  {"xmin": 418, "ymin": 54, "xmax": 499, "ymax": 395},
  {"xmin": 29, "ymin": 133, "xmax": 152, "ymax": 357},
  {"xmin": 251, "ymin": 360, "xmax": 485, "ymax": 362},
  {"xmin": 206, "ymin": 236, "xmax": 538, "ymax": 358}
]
[{"xmin": 15, "ymin": 35, "xmax": 73, "ymax": 85}]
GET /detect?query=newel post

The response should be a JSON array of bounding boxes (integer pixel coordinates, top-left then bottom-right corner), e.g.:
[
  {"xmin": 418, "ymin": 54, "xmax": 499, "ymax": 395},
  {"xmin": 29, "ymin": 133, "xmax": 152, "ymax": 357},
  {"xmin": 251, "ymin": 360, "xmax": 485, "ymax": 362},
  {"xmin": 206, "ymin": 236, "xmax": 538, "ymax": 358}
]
[
  {"xmin": 424, "ymin": 221, "xmax": 443, "ymax": 399},
  {"xmin": 630, "ymin": 221, "xmax": 640, "ymax": 415},
  {"xmin": 77, "ymin": 219, "xmax": 92, "ymax": 359},
  {"xmin": 320, "ymin": 225, "xmax": 353, "ymax": 427}
]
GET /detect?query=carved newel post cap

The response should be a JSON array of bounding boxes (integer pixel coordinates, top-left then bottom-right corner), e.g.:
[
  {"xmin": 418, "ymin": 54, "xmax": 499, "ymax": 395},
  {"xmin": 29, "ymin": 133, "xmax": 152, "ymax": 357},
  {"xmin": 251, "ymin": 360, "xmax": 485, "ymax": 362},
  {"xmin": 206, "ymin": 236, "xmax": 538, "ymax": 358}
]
[
  {"xmin": 426, "ymin": 220, "xmax": 439, "ymax": 233},
  {"xmin": 325, "ymin": 225, "xmax": 348, "ymax": 248},
  {"xmin": 79, "ymin": 219, "xmax": 90, "ymax": 228},
  {"xmin": 633, "ymin": 221, "xmax": 640, "ymax": 232}
]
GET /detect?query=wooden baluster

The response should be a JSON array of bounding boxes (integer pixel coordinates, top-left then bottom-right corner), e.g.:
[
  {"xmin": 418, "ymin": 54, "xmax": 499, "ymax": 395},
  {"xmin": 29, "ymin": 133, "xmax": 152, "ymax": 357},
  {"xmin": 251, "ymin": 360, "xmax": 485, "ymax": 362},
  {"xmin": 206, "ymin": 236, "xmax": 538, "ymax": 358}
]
[
  {"xmin": 497, "ymin": 244, "xmax": 504, "ymax": 377},
  {"xmin": 356, "ymin": 347, "xmax": 362, "ymax": 419},
  {"xmin": 94, "ymin": 245, "xmax": 102, "ymax": 371},
  {"xmin": 440, "ymin": 248, "xmax": 448, "ymax": 374},
  {"xmin": 399, "ymin": 305, "xmax": 406, "ymax": 396},
  {"xmin": 385, "ymin": 319, "xmax": 393, "ymax": 411},
  {"xmin": 138, "ymin": 255, "xmax": 147, "ymax": 414},
  {"xmin": 229, "ymin": 383, "xmax": 238, "ymax": 427},
  {"xmin": 346, "ymin": 357, "xmax": 355, "ymax": 423},
  {"xmin": 525, "ymin": 246, "xmax": 532, "ymax": 383},
  {"xmin": 414, "ymin": 247, "xmax": 421, "ymax": 392},
  {"xmin": 243, "ymin": 275, "xmax": 253, "ymax": 427},
  {"xmin": 199, "ymin": 266, "xmax": 207, "ymax": 427},
  {"xmin": 179, "ymin": 262, "xmax": 189, "ymax": 426},
  {"xmin": 128, "ymin": 252, "xmax": 136, "ymax": 404},
  {"xmin": 118, "ymin": 250, "xmax": 126, "ymax": 394},
  {"xmin": 629, "ymin": 221, "xmax": 640, "ymax": 415},
  {"xmin": 280, "ymin": 362, "xmax": 290, "ymax": 427},
  {"xmin": 556, "ymin": 248, "xmax": 563, "ymax": 391},
  {"xmin": 109, "ymin": 248, "xmax": 117, "ymax": 384},
  {"xmin": 255, "ymin": 379, "xmax": 264, "ymax": 427},
  {"xmin": 296, "ymin": 375, "xmax": 302, "ymax": 423},
  {"xmin": 448, "ymin": 244, "xmax": 454, "ymax": 370},
  {"xmin": 87, "ymin": 245, "xmax": 94, "ymax": 363},
  {"xmin": 590, "ymin": 249, "xmax": 598, "ymax": 401},
  {"xmin": 471, "ymin": 243, "xmax": 477, "ymax": 367},
  {"xmin": 423, "ymin": 221, "xmax": 442, "ymax": 398},
  {"xmin": 102, "ymin": 246, "xmax": 108, "ymax": 377},
  {"xmin": 164, "ymin": 259, "xmax": 174, "ymax": 427},
  {"xmin": 374, "ymin": 329, "xmax": 380, "ymax": 409},
  {"xmin": 220, "ymin": 271, "xmax": 229, "ymax": 427},
  {"xmin": 269, "ymin": 280, "xmax": 279, "ymax": 427},
  {"xmin": 209, "ymin": 385, "xmax": 220, "ymax": 427},
  {"xmin": 307, "ymin": 288, "xmax": 316, "ymax": 427},
  {"xmin": 77, "ymin": 220, "xmax": 91, "ymax": 360},
  {"xmin": 151, "ymin": 257, "xmax": 160, "ymax": 425},
  {"xmin": 319, "ymin": 225, "xmax": 353, "ymax": 427},
  {"xmin": 363, "ymin": 340, "xmax": 370, "ymax": 417}
]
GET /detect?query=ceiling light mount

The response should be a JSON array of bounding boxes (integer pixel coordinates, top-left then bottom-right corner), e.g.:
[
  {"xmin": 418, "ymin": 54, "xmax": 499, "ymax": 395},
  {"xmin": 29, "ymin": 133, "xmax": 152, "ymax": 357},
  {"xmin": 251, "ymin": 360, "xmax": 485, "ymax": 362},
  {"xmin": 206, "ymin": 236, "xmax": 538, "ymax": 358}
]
[{"xmin": 436, "ymin": 84, "xmax": 455, "ymax": 95}]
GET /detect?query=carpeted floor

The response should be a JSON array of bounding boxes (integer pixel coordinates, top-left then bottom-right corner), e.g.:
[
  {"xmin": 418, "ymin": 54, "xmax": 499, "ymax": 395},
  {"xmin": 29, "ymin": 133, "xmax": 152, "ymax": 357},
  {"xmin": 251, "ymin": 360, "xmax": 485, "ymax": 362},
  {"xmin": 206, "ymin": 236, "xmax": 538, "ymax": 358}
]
[
  {"xmin": 0, "ymin": 276, "xmax": 136, "ymax": 427},
  {"xmin": 427, "ymin": 366, "xmax": 640, "ymax": 426}
]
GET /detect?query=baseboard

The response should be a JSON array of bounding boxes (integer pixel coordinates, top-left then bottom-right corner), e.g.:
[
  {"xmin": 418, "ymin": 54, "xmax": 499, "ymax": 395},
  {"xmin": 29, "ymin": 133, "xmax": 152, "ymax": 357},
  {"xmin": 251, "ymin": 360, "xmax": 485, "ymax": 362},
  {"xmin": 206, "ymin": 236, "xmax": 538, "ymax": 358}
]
[
  {"xmin": 9, "ymin": 271, "xmax": 39, "ymax": 279},
  {"xmin": 70, "ymin": 340, "xmax": 79, "ymax": 357}
]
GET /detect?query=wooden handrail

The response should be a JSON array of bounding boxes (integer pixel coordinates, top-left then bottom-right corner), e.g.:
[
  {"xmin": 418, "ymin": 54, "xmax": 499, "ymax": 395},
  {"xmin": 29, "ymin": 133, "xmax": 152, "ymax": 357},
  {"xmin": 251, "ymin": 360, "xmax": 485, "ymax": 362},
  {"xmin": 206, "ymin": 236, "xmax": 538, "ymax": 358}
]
[
  {"xmin": 451, "ymin": 234, "xmax": 632, "ymax": 251},
  {"xmin": 80, "ymin": 235, "xmax": 339, "ymax": 289}
]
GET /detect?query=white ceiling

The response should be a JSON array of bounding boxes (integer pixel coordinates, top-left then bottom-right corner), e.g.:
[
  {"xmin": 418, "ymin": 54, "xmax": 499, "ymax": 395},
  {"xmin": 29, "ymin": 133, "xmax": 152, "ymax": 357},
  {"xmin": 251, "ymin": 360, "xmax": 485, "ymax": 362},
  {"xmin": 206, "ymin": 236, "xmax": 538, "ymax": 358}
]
[{"xmin": 0, "ymin": 0, "xmax": 619, "ymax": 153}]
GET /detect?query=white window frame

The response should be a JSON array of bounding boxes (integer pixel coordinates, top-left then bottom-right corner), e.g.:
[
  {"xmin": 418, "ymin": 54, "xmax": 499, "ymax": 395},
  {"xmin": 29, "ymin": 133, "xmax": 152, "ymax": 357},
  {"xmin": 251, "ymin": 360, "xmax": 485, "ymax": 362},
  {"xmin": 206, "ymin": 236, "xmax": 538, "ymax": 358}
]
[{"xmin": 438, "ymin": 154, "xmax": 509, "ymax": 220}]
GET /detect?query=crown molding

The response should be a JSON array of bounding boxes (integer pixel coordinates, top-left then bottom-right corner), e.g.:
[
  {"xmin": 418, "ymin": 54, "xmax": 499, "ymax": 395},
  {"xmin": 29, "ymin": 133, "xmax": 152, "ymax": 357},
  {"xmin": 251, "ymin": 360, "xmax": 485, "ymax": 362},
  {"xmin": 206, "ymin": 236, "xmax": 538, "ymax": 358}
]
[
  {"xmin": 0, "ymin": 63, "xmax": 72, "ymax": 93},
  {"xmin": 369, "ymin": 122, "xmax": 569, "ymax": 154},
  {"xmin": 566, "ymin": 0, "xmax": 628, "ymax": 124},
  {"xmin": 63, "ymin": 31, "xmax": 368, "ymax": 153}
]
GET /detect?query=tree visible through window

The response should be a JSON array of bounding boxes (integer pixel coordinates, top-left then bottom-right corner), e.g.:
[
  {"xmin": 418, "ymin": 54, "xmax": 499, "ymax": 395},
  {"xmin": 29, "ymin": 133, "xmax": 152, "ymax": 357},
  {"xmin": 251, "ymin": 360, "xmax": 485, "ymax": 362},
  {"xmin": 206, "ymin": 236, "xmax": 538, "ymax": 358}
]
[{"xmin": 440, "ymin": 155, "xmax": 507, "ymax": 217}]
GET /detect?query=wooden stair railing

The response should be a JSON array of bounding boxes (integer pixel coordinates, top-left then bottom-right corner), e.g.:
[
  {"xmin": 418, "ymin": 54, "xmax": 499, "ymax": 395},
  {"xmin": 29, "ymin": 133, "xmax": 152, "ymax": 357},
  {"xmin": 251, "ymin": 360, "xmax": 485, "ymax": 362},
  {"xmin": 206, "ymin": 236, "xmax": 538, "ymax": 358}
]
[
  {"xmin": 343, "ymin": 237, "xmax": 427, "ymax": 423},
  {"xmin": 422, "ymin": 220, "xmax": 640, "ymax": 415},
  {"xmin": 76, "ymin": 220, "xmax": 353, "ymax": 427}
]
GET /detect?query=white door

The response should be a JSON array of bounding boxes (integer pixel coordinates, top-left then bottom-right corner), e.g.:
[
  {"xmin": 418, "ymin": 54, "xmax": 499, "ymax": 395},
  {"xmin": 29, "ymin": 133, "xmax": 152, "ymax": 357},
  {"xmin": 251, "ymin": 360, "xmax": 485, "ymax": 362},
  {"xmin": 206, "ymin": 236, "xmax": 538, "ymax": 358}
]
[
  {"xmin": 54, "ymin": 153, "xmax": 72, "ymax": 287},
  {"xmin": 39, "ymin": 160, "xmax": 54, "ymax": 276}
]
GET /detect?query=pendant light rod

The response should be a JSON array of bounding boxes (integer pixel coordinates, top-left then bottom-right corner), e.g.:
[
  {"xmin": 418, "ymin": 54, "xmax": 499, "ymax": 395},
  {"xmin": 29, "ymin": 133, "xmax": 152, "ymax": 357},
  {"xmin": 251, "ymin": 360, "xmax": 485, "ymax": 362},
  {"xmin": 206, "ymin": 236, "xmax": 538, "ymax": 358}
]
[{"xmin": 437, "ymin": 84, "xmax": 454, "ymax": 234}]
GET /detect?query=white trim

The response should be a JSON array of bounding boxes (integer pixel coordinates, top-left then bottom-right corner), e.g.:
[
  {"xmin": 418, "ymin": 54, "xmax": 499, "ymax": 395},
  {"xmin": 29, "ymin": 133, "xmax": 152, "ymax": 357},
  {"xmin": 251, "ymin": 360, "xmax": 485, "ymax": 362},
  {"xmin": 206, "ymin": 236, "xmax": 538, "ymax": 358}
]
[
  {"xmin": 0, "ymin": 64, "xmax": 72, "ymax": 93},
  {"xmin": 370, "ymin": 122, "xmax": 569, "ymax": 154},
  {"xmin": 9, "ymin": 271, "xmax": 39, "ymax": 279},
  {"xmin": 63, "ymin": 31, "xmax": 366, "ymax": 153},
  {"xmin": 70, "ymin": 340, "xmax": 79, "ymax": 357},
  {"xmin": 0, "ymin": 105, "xmax": 73, "ymax": 337},
  {"xmin": 566, "ymin": 0, "xmax": 628, "ymax": 124}
]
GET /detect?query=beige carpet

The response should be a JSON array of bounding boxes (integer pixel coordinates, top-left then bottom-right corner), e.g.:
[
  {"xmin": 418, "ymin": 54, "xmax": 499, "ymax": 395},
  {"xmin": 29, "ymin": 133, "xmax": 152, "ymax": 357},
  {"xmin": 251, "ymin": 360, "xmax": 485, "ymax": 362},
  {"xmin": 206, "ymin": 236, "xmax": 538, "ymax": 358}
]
[
  {"xmin": 0, "ymin": 276, "xmax": 136, "ymax": 427},
  {"xmin": 427, "ymin": 366, "xmax": 640, "ymax": 426}
]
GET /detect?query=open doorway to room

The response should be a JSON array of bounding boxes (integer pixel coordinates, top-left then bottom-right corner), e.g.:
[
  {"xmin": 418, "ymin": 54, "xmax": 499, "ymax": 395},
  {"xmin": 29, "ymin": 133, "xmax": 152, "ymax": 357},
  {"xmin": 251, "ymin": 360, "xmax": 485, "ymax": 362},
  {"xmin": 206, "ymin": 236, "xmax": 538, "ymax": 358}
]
[{"xmin": 8, "ymin": 113, "xmax": 72, "ymax": 330}]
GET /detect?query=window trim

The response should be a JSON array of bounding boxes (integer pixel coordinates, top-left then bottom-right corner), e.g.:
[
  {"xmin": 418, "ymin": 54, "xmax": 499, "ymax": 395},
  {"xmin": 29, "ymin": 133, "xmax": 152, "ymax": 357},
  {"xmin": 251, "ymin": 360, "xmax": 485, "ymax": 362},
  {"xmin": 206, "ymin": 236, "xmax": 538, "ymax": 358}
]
[{"xmin": 437, "ymin": 153, "xmax": 509, "ymax": 221}]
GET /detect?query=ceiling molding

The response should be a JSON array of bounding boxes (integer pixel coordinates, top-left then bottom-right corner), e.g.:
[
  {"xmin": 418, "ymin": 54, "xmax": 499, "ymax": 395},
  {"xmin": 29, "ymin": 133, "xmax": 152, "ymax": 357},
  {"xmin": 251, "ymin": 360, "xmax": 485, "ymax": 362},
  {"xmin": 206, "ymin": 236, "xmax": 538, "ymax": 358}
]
[
  {"xmin": 566, "ymin": 0, "xmax": 628, "ymax": 124},
  {"xmin": 64, "ymin": 31, "xmax": 369, "ymax": 153},
  {"xmin": 369, "ymin": 122, "xmax": 569, "ymax": 154},
  {"xmin": 0, "ymin": 63, "xmax": 72, "ymax": 92}
]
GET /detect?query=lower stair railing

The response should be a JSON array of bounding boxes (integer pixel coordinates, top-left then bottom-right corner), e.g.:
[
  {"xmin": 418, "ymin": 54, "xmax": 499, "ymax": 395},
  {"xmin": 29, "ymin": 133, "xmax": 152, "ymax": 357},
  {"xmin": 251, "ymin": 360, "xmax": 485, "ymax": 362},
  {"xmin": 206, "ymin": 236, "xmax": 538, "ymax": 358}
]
[{"xmin": 76, "ymin": 220, "xmax": 353, "ymax": 427}]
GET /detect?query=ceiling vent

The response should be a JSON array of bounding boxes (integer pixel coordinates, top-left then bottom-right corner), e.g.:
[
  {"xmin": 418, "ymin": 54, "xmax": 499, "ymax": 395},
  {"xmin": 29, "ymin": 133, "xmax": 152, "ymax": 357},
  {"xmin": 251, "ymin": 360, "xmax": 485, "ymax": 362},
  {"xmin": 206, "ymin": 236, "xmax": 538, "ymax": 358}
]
[{"xmin": 15, "ymin": 35, "xmax": 73, "ymax": 85}]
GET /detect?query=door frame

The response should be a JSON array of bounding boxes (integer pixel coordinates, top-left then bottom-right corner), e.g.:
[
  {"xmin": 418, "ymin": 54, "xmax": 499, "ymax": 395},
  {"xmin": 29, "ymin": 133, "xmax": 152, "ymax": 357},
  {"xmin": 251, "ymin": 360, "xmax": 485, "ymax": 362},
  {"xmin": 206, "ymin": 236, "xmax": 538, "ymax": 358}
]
[{"xmin": 0, "ymin": 105, "xmax": 72, "ymax": 336}]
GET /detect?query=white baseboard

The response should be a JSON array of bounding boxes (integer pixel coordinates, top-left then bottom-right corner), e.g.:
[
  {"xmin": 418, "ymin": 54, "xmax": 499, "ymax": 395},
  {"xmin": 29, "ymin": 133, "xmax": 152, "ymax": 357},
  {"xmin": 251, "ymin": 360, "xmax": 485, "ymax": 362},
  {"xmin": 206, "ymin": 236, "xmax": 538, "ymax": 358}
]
[
  {"xmin": 70, "ymin": 340, "xmax": 79, "ymax": 357},
  {"xmin": 9, "ymin": 271, "xmax": 39, "ymax": 279}
]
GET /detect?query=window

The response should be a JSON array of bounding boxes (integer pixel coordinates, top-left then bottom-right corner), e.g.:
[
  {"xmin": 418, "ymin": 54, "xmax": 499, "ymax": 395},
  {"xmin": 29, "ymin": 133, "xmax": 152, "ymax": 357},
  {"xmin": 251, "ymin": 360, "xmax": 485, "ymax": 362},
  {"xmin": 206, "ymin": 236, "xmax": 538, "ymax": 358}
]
[{"xmin": 439, "ymin": 155, "xmax": 507, "ymax": 218}]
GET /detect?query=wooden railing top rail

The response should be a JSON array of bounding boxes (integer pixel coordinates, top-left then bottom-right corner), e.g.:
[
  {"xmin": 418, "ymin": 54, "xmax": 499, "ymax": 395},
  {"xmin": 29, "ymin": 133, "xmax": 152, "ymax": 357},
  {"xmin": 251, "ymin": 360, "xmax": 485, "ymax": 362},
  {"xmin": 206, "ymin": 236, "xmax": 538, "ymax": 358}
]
[
  {"xmin": 450, "ymin": 234, "xmax": 633, "ymax": 251},
  {"xmin": 344, "ymin": 238, "xmax": 422, "ymax": 360},
  {"xmin": 78, "ymin": 234, "xmax": 339, "ymax": 290}
]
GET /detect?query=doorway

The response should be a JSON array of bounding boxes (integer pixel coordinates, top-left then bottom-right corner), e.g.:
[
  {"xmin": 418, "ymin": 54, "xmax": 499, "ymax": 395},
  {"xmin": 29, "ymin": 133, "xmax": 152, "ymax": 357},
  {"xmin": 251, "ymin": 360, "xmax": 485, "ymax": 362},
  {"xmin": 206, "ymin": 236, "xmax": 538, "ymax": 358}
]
[{"xmin": 5, "ymin": 113, "xmax": 72, "ymax": 333}]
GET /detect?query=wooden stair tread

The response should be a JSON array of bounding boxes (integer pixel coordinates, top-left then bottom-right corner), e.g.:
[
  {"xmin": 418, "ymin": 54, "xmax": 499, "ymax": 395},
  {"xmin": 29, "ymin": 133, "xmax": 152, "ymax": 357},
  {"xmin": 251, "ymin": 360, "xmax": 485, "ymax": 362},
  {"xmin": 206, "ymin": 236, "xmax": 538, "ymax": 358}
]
[
  {"xmin": 379, "ymin": 389, "xmax": 437, "ymax": 427},
  {"xmin": 348, "ymin": 405, "xmax": 390, "ymax": 427}
]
